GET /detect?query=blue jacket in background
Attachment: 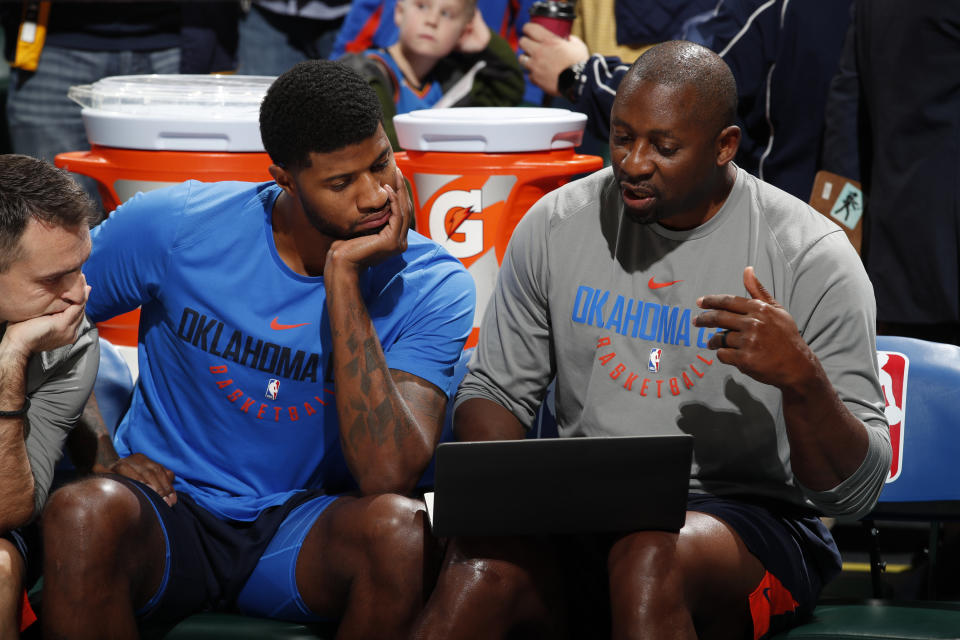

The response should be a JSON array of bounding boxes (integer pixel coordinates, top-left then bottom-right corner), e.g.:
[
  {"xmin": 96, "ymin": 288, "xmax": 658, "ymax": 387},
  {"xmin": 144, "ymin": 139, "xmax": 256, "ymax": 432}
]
[{"xmin": 570, "ymin": 0, "xmax": 853, "ymax": 201}]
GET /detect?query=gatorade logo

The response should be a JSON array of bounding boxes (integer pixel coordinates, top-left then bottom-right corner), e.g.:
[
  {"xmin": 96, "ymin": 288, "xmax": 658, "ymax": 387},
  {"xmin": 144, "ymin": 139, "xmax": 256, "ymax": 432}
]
[
  {"xmin": 411, "ymin": 172, "xmax": 519, "ymax": 348},
  {"xmin": 428, "ymin": 189, "xmax": 483, "ymax": 259}
]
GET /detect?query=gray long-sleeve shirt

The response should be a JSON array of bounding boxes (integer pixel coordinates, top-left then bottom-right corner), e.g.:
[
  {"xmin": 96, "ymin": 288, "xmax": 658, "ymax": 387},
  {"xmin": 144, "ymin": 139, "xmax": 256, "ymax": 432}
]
[
  {"xmin": 21, "ymin": 317, "xmax": 99, "ymax": 514},
  {"xmin": 458, "ymin": 166, "xmax": 890, "ymax": 519}
]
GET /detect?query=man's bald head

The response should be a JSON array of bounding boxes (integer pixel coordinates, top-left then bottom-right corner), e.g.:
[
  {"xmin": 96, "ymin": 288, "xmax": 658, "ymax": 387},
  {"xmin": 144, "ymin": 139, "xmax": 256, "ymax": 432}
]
[{"xmin": 620, "ymin": 40, "xmax": 738, "ymax": 136}]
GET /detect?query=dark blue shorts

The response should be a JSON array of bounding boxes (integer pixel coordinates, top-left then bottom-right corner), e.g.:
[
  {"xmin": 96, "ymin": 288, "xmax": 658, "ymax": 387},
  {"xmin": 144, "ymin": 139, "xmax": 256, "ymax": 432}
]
[
  {"xmin": 2, "ymin": 528, "xmax": 29, "ymax": 565},
  {"xmin": 2, "ymin": 523, "xmax": 41, "ymax": 585},
  {"xmin": 686, "ymin": 493, "xmax": 842, "ymax": 639},
  {"xmin": 3, "ymin": 523, "xmax": 42, "ymax": 633},
  {"xmin": 119, "ymin": 477, "xmax": 338, "ymax": 625}
]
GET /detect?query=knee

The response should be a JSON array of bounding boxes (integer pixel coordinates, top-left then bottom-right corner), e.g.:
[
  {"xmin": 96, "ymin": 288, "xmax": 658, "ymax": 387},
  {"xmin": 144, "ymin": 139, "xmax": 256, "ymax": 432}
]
[
  {"xmin": 610, "ymin": 530, "xmax": 678, "ymax": 568},
  {"xmin": 451, "ymin": 553, "xmax": 534, "ymax": 600},
  {"xmin": 358, "ymin": 494, "xmax": 428, "ymax": 571},
  {"xmin": 447, "ymin": 536, "xmax": 559, "ymax": 603},
  {"xmin": 0, "ymin": 539, "xmax": 24, "ymax": 584},
  {"xmin": 609, "ymin": 530, "xmax": 686, "ymax": 598},
  {"xmin": 43, "ymin": 478, "xmax": 144, "ymax": 553}
]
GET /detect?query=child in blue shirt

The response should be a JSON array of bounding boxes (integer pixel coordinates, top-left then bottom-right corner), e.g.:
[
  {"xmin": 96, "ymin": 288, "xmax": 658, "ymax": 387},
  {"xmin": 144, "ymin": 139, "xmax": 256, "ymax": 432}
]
[{"xmin": 340, "ymin": 0, "xmax": 524, "ymax": 149}]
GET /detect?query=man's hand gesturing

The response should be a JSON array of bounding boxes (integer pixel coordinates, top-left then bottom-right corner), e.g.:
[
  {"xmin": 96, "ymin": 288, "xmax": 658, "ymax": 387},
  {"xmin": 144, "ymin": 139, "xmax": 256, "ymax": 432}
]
[{"xmin": 695, "ymin": 266, "xmax": 818, "ymax": 391}]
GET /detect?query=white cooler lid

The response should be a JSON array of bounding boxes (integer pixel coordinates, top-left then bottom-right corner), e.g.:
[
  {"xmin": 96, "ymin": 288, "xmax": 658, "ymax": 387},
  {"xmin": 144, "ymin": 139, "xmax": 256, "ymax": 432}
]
[
  {"xmin": 68, "ymin": 74, "xmax": 275, "ymax": 152},
  {"xmin": 394, "ymin": 107, "xmax": 587, "ymax": 152}
]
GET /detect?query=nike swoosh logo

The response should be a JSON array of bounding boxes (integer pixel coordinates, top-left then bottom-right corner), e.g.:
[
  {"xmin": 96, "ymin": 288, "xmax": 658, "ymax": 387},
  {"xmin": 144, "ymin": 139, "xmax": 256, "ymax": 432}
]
[
  {"xmin": 648, "ymin": 277, "xmax": 683, "ymax": 289},
  {"xmin": 270, "ymin": 317, "xmax": 311, "ymax": 330}
]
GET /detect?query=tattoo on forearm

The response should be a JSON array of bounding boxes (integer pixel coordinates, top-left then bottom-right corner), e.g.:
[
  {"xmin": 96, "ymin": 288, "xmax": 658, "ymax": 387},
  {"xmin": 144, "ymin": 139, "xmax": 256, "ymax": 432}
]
[
  {"xmin": 370, "ymin": 400, "xmax": 391, "ymax": 445},
  {"xmin": 359, "ymin": 338, "xmax": 380, "ymax": 394},
  {"xmin": 349, "ymin": 397, "xmax": 366, "ymax": 414},
  {"xmin": 363, "ymin": 338, "xmax": 379, "ymax": 372},
  {"xmin": 345, "ymin": 355, "xmax": 360, "ymax": 379},
  {"xmin": 346, "ymin": 334, "xmax": 359, "ymax": 354},
  {"xmin": 347, "ymin": 413, "xmax": 367, "ymax": 454},
  {"xmin": 335, "ymin": 295, "xmax": 443, "ymax": 457}
]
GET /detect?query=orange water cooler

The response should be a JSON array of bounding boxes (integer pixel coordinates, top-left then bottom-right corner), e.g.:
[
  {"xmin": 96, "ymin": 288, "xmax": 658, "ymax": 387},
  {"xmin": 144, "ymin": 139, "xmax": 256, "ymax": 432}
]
[
  {"xmin": 55, "ymin": 75, "xmax": 275, "ymax": 353},
  {"xmin": 394, "ymin": 107, "xmax": 603, "ymax": 348}
]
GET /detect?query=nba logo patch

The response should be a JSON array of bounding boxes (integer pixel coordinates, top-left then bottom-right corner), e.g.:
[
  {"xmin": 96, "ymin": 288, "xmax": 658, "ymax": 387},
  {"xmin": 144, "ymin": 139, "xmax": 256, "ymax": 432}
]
[
  {"xmin": 265, "ymin": 379, "xmax": 280, "ymax": 400},
  {"xmin": 648, "ymin": 348, "xmax": 662, "ymax": 373},
  {"xmin": 877, "ymin": 351, "xmax": 908, "ymax": 483}
]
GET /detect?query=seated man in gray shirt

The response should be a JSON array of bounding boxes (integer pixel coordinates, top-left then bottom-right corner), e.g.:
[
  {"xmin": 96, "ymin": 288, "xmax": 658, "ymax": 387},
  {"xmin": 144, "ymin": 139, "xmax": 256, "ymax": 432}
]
[
  {"xmin": 414, "ymin": 41, "xmax": 892, "ymax": 639},
  {"xmin": 0, "ymin": 154, "xmax": 99, "ymax": 636}
]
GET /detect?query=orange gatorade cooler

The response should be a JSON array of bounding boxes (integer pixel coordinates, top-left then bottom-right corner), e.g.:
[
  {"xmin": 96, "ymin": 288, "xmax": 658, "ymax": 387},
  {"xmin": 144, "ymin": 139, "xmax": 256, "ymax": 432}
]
[
  {"xmin": 394, "ymin": 107, "xmax": 603, "ymax": 347},
  {"xmin": 54, "ymin": 75, "xmax": 275, "ymax": 353}
]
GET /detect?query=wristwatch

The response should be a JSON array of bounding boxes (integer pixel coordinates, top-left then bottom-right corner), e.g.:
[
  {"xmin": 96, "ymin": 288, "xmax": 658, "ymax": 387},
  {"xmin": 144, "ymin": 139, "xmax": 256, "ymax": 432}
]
[{"xmin": 557, "ymin": 60, "xmax": 586, "ymax": 102}]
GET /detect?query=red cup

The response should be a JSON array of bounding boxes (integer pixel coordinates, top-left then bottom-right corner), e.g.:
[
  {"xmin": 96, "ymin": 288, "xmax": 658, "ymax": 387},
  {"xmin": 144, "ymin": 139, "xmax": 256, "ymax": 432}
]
[{"xmin": 528, "ymin": 0, "xmax": 576, "ymax": 38}]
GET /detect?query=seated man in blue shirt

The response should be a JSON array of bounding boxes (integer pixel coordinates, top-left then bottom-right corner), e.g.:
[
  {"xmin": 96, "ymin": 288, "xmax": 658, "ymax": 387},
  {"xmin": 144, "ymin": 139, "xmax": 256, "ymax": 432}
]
[{"xmin": 40, "ymin": 60, "xmax": 474, "ymax": 638}]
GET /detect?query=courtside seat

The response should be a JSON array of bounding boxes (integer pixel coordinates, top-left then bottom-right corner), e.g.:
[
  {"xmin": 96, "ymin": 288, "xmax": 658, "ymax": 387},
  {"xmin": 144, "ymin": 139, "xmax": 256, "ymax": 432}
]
[{"xmin": 771, "ymin": 336, "xmax": 960, "ymax": 639}]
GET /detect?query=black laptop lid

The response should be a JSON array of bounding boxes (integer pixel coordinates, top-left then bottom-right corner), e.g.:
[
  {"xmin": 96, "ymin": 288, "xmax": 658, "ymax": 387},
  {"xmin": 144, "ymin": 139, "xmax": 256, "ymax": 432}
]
[{"xmin": 428, "ymin": 434, "xmax": 694, "ymax": 537}]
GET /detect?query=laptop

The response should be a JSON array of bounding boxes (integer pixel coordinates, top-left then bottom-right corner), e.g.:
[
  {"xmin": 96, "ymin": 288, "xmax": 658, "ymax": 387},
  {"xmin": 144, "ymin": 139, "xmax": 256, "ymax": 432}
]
[{"xmin": 424, "ymin": 434, "xmax": 694, "ymax": 537}]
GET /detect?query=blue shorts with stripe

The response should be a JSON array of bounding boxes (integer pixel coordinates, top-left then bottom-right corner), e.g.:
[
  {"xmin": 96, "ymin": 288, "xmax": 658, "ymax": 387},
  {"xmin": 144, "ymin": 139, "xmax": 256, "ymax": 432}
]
[{"xmin": 121, "ymin": 477, "xmax": 338, "ymax": 625}]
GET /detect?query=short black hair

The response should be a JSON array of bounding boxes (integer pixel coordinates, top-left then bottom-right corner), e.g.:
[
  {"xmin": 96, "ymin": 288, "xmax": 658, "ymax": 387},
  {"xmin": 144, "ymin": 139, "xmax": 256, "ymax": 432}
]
[
  {"xmin": 260, "ymin": 60, "xmax": 384, "ymax": 171},
  {"xmin": 625, "ymin": 40, "xmax": 738, "ymax": 134},
  {"xmin": 0, "ymin": 154, "xmax": 96, "ymax": 271}
]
